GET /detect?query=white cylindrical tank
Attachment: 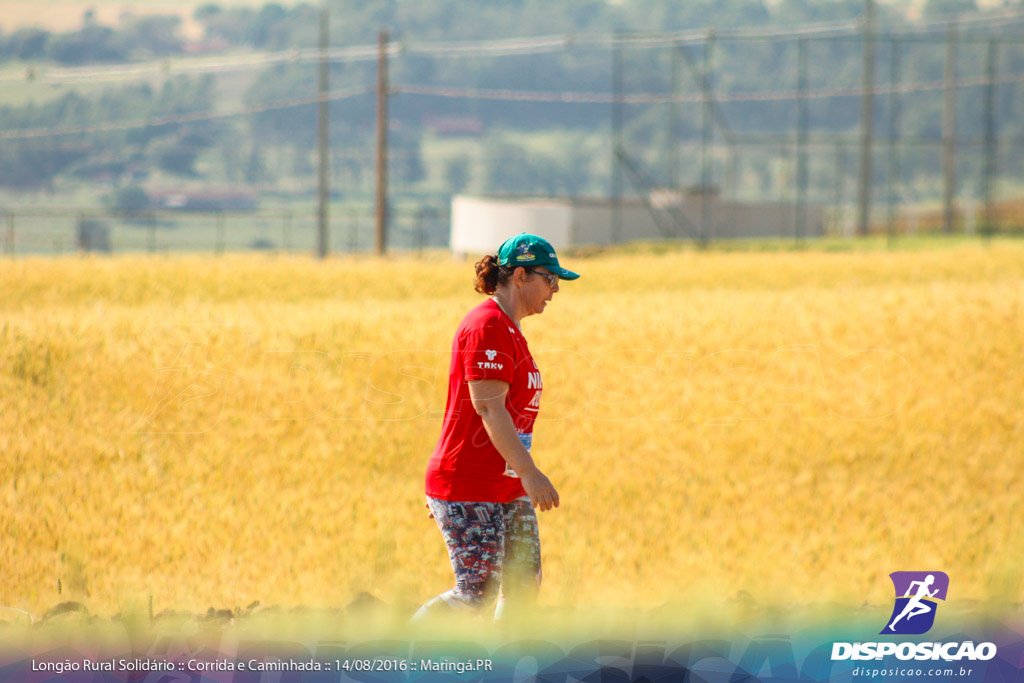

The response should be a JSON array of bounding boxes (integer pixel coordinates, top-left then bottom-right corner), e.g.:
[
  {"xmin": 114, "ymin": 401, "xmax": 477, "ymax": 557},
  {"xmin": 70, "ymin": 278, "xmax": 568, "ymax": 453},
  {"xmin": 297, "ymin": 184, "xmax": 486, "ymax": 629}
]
[{"xmin": 450, "ymin": 196, "xmax": 572, "ymax": 254}]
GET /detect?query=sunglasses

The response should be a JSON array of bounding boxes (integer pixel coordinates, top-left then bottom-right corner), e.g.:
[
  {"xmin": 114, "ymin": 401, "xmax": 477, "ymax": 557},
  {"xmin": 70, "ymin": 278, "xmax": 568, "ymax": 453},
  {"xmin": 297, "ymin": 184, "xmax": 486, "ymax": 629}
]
[{"xmin": 531, "ymin": 269, "xmax": 559, "ymax": 288}]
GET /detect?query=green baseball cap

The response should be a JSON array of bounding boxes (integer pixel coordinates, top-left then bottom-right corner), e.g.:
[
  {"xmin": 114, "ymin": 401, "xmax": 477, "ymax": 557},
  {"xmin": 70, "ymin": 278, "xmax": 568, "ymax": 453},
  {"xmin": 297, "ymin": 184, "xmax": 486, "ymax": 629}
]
[{"xmin": 496, "ymin": 233, "xmax": 580, "ymax": 280}]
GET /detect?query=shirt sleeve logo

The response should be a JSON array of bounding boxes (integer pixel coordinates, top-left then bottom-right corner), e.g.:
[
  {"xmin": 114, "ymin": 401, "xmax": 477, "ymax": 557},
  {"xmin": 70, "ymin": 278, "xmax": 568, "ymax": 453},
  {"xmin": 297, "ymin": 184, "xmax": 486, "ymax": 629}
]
[{"xmin": 477, "ymin": 349, "xmax": 504, "ymax": 370}]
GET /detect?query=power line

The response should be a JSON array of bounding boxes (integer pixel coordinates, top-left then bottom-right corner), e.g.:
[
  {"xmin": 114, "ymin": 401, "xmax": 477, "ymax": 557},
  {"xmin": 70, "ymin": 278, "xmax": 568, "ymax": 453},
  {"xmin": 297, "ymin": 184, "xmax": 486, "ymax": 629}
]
[
  {"xmin": 3, "ymin": 66, "xmax": 1021, "ymax": 142},
  {"xmin": 394, "ymin": 70, "xmax": 1024, "ymax": 105},
  {"xmin": 402, "ymin": 34, "xmax": 572, "ymax": 56},
  {"xmin": 0, "ymin": 86, "xmax": 370, "ymax": 141},
  {"xmin": 0, "ymin": 47, "xmax": 379, "ymax": 85},
  {"xmin": 598, "ymin": 5, "xmax": 1024, "ymax": 46},
  {"xmin": 5, "ymin": 6, "xmax": 1024, "ymax": 86}
]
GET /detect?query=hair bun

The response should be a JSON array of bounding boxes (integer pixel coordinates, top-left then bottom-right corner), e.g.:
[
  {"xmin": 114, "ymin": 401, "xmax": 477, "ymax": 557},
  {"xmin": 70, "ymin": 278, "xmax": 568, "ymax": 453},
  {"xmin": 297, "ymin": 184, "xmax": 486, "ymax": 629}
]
[{"xmin": 473, "ymin": 254, "xmax": 504, "ymax": 295}]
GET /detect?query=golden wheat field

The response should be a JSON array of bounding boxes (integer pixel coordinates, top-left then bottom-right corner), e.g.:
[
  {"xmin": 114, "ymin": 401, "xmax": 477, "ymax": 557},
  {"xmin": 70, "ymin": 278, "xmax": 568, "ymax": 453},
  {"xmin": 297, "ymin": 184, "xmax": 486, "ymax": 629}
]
[{"xmin": 1, "ymin": 240, "xmax": 1023, "ymax": 623}]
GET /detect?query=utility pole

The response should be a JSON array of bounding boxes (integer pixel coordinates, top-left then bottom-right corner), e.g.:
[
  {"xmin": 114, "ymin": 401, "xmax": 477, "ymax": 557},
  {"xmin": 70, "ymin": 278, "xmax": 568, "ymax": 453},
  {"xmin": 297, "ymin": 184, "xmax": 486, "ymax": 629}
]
[
  {"xmin": 887, "ymin": 39, "xmax": 902, "ymax": 247},
  {"xmin": 796, "ymin": 38, "xmax": 808, "ymax": 243},
  {"xmin": 942, "ymin": 21, "xmax": 958, "ymax": 234},
  {"xmin": 857, "ymin": 0, "xmax": 876, "ymax": 237},
  {"xmin": 375, "ymin": 28, "xmax": 389, "ymax": 256},
  {"xmin": 669, "ymin": 42, "xmax": 681, "ymax": 192},
  {"xmin": 982, "ymin": 39, "xmax": 997, "ymax": 238},
  {"xmin": 700, "ymin": 30, "xmax": 715, "ymax": 246},
  {"xmin": 611, "ymin": 33, "xmax": 623, "ymax": 244},
  {"xmin": 316, "ymin": 5, "xmax": 330, "ymax": 259},
  {"xmin": 835, "ymin": 142, "xmax": 846, "ymax": 235}
]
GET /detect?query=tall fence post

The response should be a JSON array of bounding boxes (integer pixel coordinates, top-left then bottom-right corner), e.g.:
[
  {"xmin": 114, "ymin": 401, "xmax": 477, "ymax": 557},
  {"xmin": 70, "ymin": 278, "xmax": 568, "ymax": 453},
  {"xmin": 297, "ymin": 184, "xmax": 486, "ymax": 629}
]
[
  {"xmin": 857, "ymin": 0, "xmax": 876, "ymax": 237},
  {"xmin": 216, "ymin": 212, "xmax": 225, "ymax": 256},
  {"xmin": 834, "ymin": 142, "xmax": 846, "ymax": 235},
  {"xmin": 415, "ymin": 207, "xmax": 426, "ymax": 257},
  {"xmin": 982, "ymin": 39, "xmax": 997, "ymax": 239},
  {"xmin": 887, "ymin": 39, "xmax": 902, "ymax": 247},
  {"xmin": 700, "ymin": 30, "xmax": 715, "ymax": 245},
  {"xmin": 317, "ymin": 5, "xmax": 330, "ymax": 259},
  {"xmin": 72, "ymin": 211, "xmax": 83, "ymax": 255},
  {"xmin": 942, "ymin": 21, "xmax": 958, "ymax": 234},
  {"xmin": 283, "ymin": 211, "xmax": 293, "ymax": 253},
  {"xmin": 6, "ymin": 213, "xmax": 14, "ymax": 257},
  {"xmin": 611, "ymin": 32, "xmax": 623, "ymax": 244},
  {"xmin": 796, "ymin": 37, "xmax": 808, "ymax": 244},
  {"xmin": 727, "ymin": 147, "xmax": 738, "ymax": 233},
  {"xmin": 349, "ymin": 209, "xmax": 358, "ymax": 252},
  {"xmin": 669, "ymin": 41, "xmax": 681, "ymax": 191},
  {"xmin": 375, "ymin": 28, "xmax": 390, "ymax": 256}
]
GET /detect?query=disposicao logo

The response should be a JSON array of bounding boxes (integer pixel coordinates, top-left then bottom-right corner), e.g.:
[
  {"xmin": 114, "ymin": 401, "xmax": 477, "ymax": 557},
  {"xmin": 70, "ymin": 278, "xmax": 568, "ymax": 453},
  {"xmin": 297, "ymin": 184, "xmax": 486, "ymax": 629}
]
[
  {"xmin": 881, "ymin": 571, "xmax": 949, "ymax": 635},
  {"xmin": 831, "ymin": 571, "xmax": 998, "ymax": 663}
]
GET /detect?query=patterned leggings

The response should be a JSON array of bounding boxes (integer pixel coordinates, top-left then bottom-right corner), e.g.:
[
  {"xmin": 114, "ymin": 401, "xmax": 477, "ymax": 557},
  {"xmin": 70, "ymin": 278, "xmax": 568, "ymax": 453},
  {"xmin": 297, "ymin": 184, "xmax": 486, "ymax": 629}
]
[{"xmin": 417, "ymin": 496, "xmax": 542, "ymax": 618}]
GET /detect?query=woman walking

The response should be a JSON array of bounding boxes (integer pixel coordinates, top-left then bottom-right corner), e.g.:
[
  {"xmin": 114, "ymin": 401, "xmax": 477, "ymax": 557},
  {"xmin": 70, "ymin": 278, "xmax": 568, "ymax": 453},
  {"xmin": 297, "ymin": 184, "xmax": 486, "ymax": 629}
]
[{"xmin": 415, "ymin": 232, "xmax": 579, "ymax": 619}]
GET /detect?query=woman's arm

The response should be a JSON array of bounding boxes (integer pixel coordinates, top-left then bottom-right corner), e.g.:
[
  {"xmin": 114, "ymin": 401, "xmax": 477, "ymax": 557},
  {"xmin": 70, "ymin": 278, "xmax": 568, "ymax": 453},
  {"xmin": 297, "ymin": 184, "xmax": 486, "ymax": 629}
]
[{"xmin": 468, "ymin": 379, "xmax": 560, "ymax": 511}]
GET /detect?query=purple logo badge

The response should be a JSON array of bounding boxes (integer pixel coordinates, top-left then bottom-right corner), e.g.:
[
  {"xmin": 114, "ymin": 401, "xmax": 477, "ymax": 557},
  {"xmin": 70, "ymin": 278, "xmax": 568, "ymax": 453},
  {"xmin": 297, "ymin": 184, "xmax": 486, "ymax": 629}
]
[{"xmin": 881, "ymin": 571, "xmax": 949, "ymax": 635}]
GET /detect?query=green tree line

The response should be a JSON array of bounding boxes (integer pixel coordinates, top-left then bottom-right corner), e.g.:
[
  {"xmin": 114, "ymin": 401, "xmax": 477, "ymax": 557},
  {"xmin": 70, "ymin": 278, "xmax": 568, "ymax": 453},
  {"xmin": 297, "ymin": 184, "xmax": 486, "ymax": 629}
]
[{"xmin": 2, "ymin": 0, "xmax": 1021, "ymax": 202}]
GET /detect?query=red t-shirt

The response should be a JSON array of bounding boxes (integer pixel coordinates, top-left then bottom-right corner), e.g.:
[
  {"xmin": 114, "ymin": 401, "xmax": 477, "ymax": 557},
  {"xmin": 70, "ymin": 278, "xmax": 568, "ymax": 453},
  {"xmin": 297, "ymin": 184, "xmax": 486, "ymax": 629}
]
[{"xmin": 425, "ymin": 298, "xmax": 543, "ymax": 502}]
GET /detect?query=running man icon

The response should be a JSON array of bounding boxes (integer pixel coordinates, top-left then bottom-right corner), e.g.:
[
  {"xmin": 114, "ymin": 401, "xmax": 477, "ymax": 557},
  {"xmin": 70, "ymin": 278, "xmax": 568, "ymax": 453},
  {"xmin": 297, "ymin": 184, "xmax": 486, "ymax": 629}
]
[
  {"xmin": 887, "ymin": 575, "xmax": 937, "ymax": 631},
  {"xmin": 881, "ymin": 571, "xmax": 950, "ymax": 635}
]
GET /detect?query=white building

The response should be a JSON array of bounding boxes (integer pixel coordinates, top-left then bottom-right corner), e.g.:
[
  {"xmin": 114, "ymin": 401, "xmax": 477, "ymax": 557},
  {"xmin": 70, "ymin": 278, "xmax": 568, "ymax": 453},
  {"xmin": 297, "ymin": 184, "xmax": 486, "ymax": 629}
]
[{"xmin": 450, "ymin": 190, "xmax": 825, "ymax": 253}]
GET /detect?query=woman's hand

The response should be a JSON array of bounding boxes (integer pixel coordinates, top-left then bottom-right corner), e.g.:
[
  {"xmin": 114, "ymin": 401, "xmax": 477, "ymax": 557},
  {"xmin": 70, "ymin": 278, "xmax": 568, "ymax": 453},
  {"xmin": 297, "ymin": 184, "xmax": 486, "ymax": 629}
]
[
  {"xmin": 520, "ymin": 467, "xmax": 560, "ymax": 512},
  {"xmin": 467, "ymin": 379, "xmax": 561, "ymax": 512}
]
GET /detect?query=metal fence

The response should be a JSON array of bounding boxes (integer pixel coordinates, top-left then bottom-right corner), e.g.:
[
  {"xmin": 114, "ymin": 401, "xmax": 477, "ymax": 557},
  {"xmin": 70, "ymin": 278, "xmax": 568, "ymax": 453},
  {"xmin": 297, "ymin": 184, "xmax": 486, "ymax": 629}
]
[{"xmin": 0, "ymin": 206, "xmax": 451, "ymax": 257}]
